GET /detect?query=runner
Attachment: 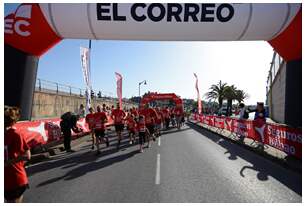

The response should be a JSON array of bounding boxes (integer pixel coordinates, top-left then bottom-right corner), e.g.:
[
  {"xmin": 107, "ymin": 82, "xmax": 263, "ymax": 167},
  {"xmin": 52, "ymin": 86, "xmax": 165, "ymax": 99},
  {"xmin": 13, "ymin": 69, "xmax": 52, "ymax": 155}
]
[
  {"xmin": 4, "ymin": 106, "xmax": 31, "ymax": 203},
  {"xmin": 174, "ymin": 105, "xmax": 183, "ymax": 130},
  {"xmin": 140, "ymin": 105, "xmax": 157, "ymax": 148},
  {"xmin": 111, "ymin": 103, "xmax": 126, "ymax": 150},
  {"xmin": 155, "ymin": 107, "xmax": 163, "ymax": 137},
  {"xmin": 137, "ymin": 115, "xmax": 148, "ymax": 153},
  {"xmin": 162, "ymin": 107, "xmax": 170, "ymax": 130},
  {"xmin": 94, "ymin": 105, "xmax": 108, "ymax": 155},
  {"xmin": 85, "ymin": 107, "xmax": 96, "ymax": 150},
  {"xmin": 126, "ymin": 113, "xmax": 137, "ymax": 144}
]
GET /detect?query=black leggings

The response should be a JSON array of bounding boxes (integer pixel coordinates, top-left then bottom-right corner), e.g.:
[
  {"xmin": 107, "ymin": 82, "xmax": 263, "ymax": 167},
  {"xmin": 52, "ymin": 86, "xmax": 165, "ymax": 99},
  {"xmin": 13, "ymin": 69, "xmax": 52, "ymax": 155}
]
[{"xmin": 139, "ymin": 132, "xmax": 146, "ymax": 145}]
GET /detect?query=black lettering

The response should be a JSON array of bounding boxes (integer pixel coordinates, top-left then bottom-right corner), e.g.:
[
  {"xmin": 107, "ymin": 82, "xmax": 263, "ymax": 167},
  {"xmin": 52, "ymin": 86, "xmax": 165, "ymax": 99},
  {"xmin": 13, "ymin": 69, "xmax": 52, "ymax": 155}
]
[
  {"xmin": 201, "ymin": 4, "xmax": 215, "ymax": 22},
  {"xmin": 131, "ymin": 3, "xmax": 147, "ymax": 22},
  {"xmin": 167, "ymin": 3, "xmax": 182, "ymax": 22},
  {"xmin": 97, "ymin": 3, "xmax": 111, "ymax": 21},
  {"xmin": 217, "ymin": 4, "xmax": 234, "ymax": 22},
  {"xmin": 184, "ymin": 3, "xmax": 199, "ymax": 22},
  {"xmin": 148, "ymin": 3, "xmax": 166, "ymax": 22},
  {"xmin": 113, "ymin": 3, "xmax": 126, "ymax": 21}
]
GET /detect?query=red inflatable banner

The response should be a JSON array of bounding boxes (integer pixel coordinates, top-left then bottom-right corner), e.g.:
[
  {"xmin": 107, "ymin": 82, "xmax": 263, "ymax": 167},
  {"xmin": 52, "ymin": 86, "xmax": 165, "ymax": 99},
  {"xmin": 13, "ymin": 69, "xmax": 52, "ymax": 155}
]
[
  {"xmin": 191, "ymin": 114, "xmax": 302, "ymax": 159},
  {"xmin": 14, "ymin": 116, "xmax": 114, "ymax": 149}
]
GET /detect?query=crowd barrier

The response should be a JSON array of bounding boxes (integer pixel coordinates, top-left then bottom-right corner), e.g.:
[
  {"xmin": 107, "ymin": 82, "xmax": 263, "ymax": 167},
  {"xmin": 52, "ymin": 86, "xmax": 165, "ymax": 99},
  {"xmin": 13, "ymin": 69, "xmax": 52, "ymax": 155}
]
[
  {"xmin": 14, "ymin": 116, "xmax": 114, "ymax": 149},
  {"xmin": 192, "ymin": 114, "xmax": 302, "ymax": 159}
]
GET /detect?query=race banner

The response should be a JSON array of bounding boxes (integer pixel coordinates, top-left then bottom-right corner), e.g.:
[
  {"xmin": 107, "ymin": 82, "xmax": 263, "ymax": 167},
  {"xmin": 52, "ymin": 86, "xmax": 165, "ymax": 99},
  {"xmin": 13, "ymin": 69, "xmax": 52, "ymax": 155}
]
[
  {"xmin": 193, "ymin": 73, "xmax": 202, "ymax": 114},
  {"xmin": 14, "ymin": 116, "xmax": 115, "ymax": 149},
  {"xmin": 263, "ymin": 123, "xmax": 302, "ymax": 158},
  {"xmin": 192, "ymin": 113, "xmax": 302, "ymax": 159},
  {"xmin": 214, "ymin": 116, "xmax": 225, "ymax": 129},
  {"xmin": 115, "ymin": 72, "xmax": 123, "ymax": 109},
  {"xmin": 80, "ymin": 46, "xmax": 92, "ymax": 114}
]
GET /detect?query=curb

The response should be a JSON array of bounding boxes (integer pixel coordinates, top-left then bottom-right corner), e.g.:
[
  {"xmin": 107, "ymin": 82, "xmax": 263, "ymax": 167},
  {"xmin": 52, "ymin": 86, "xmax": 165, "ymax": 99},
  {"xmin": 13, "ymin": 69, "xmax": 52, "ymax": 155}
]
[{"xmin": 187, "ymin": 121, "xmax": 301, "ymax": 174}]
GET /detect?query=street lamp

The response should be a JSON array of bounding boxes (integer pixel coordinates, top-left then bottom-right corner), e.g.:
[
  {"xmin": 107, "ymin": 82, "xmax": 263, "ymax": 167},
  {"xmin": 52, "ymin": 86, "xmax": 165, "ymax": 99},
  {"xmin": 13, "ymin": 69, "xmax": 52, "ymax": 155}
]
[{"xmin": 138, "ymin": 80, "xmax": 147, "ymax": 97}]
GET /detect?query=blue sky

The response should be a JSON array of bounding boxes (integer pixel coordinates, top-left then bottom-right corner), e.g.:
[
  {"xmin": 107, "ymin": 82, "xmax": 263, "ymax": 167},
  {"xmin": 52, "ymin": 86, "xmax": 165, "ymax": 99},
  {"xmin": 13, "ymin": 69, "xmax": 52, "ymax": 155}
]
[{"xmin": 5, "ymin": 3, "xmax": 274, "ymax": 104}]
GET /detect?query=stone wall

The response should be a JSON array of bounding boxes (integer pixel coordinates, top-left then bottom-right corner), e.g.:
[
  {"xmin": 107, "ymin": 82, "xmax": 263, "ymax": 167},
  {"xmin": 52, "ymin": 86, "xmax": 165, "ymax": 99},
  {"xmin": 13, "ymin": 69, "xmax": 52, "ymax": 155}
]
[{"xmin": 31, "ymin": 91, "xmax": 137, "ymax": 120}]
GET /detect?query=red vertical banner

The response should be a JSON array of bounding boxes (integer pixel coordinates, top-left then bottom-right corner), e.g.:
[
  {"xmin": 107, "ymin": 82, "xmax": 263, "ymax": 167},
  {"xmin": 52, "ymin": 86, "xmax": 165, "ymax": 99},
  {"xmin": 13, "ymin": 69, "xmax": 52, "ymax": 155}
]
[
  {"xmin": 115, "ymin": 72, "xmax": 123, "ymax": 109},
  {"xmin": 193, "ymin": 73, "xmax": 202, "ymax": 114}
]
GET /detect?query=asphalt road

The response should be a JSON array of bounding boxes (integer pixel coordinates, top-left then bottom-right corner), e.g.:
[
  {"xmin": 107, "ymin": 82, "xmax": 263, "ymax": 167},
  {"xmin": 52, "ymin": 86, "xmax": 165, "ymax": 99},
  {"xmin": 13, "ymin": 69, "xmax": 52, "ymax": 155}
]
[{"xmin": 24, "ymin": 123, "xmax": 302, "ymax": 203}]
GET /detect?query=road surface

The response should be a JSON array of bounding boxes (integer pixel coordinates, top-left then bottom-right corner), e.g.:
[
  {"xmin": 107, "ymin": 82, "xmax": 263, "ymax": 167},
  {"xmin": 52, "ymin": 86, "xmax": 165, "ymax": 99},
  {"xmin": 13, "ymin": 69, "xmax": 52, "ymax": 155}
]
[{"xmin": 24, "ymin": 123, "xmax": 301, "ymax": 203}]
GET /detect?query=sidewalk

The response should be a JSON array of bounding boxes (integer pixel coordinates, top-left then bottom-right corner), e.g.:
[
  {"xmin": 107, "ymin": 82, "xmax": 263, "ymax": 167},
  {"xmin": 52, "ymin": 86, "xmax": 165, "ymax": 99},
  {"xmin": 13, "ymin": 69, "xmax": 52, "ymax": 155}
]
[{"xmin": 188, "ymin": 119, "xmax": 301, "ymax": 173}]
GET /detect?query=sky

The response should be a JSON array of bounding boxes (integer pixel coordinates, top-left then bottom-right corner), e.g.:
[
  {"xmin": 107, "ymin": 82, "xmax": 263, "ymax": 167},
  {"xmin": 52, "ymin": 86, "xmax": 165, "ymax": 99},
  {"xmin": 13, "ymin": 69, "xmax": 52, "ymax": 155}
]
[{"xmin": 4, "ymin": 3, "xmax": 274, "ymax": 104}]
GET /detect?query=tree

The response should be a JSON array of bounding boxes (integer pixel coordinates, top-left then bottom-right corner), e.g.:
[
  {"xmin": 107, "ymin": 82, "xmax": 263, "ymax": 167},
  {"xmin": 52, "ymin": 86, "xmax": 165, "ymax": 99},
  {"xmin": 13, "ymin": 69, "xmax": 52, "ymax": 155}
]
[
  {"xmin": 235, "ymin": 89, "xmax": 249, "ymax": 103},
  {"xmin": 223, "ymin": 85, "xmax": 237, "ymax": 116},
  {"xmin": 206, "ymin": 80, "xmax": 227, "ymax": 109}
]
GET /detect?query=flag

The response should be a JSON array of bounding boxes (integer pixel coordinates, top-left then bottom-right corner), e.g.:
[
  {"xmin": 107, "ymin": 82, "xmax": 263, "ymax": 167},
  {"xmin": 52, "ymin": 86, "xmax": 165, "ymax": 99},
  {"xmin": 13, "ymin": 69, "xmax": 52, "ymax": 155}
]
[
  {"xmin": 194, "ymin": 73, "xmax": 202, "ymax": 114},
  {"xmin": 80, "ymin": 47, "xmax": 91, "ymax": 114},
  {"xmin": 115, "ymin": 72, "xmax": 123, "ymax": 109}
]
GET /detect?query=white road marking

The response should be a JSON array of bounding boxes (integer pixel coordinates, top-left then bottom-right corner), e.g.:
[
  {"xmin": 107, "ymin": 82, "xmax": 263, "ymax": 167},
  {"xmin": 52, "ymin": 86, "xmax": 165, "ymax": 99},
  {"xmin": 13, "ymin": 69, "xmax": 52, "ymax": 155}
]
[
  {"xmin": 158, "ymin": 136, "xmax": 161, "ymax": 146},
  {"xmin": 155, "ymin": 154, "xmax": 160, "ymax": 185}
]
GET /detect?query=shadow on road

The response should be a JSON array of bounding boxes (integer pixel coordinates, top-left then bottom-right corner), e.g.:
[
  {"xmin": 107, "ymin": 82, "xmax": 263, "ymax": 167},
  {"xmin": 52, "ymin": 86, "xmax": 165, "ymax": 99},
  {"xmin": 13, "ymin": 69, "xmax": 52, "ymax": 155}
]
[
  {"xmin": 187, "ymin": 122, "xmax": 302, "ymax": 196},
  {"xmin": 161, "ymin": 127, "xmax": 191, "ymax": 135},
  {"xmin": 27, "ymin": 136, "xmax": 137, "ymax": 177},
  {"xmin": 36, "ymin": 150, "xmax": 139, "ymax": 187}
]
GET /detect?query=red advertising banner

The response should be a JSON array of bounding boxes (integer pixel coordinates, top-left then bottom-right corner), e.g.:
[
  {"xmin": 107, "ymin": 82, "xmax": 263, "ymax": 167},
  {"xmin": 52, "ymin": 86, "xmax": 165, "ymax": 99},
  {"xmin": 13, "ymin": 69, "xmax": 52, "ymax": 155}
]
[
  {"xmin": 213, "ymin": 116, "xmax": 225, "ymax": 129},
  {"xmin": 192, "ymin": 113, "xmax": 302, "ymax": 159},
  {"xmin": 14, "ymin": 115, "xmax": 115, "ymax": 149}
]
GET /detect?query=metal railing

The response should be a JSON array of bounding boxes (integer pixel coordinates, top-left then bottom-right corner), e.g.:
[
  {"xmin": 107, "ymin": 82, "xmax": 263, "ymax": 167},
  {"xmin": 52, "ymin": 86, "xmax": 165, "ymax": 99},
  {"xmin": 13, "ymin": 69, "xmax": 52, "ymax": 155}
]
[
  {"xmin": 266, "ymin": 51, "xmax": 284, "ymax": 95},
  {"xmin": 35, "ymin": 78, "xmax": 135, "ymax": 104}
]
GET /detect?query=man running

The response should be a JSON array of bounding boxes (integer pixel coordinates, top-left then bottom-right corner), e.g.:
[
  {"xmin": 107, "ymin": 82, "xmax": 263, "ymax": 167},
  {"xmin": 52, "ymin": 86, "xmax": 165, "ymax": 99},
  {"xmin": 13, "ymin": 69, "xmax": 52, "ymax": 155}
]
[
  {"xmin": 94, "ymin": 105, "xmax": 108, "ymax": 155},
  {"xmin": 137, "ymin": 115, "xmax": 148, "ymax": 153},
  {"xmin": 111, "ymin": 103, "xmax": 126, "ymax": 150},
  {"xmin": 85, "ymin": 107, "xmax": 96, "ymax": 150},
  {"xmin": 163, "ymin": 107, "xmax": 170, "ymax": 129},
  {"xmin": 174, "ymin": 105, "xmax": 183, "ymax": 130},
  {"xmin": 139, "ymin": 105, "xmax": 157, "ymax": 148},
  {"xmin": 155, "ymin": 107, "xmax": 163, "ymax": 137}
]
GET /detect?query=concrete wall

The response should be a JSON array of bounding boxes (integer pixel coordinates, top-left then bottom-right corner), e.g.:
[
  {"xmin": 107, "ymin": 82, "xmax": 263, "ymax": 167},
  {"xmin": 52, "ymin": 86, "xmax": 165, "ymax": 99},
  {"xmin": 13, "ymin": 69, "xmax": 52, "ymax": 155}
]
[
  {"xmin": 268, "ymin": 62, "xmax": 286, "ymax": 124},
  {"xmin": 31, "ymin": 91, "xmax": 137, "ymax": 119}
]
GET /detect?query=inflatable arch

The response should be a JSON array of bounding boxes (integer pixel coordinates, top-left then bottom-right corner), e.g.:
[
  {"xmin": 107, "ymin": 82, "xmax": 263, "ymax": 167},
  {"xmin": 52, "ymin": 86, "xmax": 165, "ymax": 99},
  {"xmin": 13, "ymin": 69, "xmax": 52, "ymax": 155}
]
[
  {"xmin": 140, "ymin": 92, "xmax": 183, "ymax": 109},
  {"xmin": 4, "ymin": 3, "xmax": 302, "ymax": 120}
]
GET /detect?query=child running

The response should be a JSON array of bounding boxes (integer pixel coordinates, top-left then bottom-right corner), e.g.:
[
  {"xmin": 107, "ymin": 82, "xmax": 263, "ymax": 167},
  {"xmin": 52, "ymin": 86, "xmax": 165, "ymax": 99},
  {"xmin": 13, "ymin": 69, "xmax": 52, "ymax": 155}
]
[
  {"xmin": 126, "ymin": 113, "xmax": 137, "ymax": 144},
  {"xmin": 137, "ymin": 115, "xmax": 148, "ymax": 153}
]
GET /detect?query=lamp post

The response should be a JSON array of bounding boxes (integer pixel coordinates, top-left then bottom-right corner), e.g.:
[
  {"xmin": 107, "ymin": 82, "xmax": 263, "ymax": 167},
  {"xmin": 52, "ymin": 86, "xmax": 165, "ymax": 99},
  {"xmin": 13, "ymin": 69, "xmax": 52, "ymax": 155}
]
[{"xmin": 138, "ymin": 80, "xmax": 147, "ymax": 97}]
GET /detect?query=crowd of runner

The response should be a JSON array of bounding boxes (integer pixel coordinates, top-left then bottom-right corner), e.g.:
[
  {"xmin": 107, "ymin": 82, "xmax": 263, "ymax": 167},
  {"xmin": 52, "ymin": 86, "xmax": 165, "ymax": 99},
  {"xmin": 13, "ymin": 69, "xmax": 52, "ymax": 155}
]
[{"xmin": 86, "ymin": 103, "xmax": 185, "ymax": 154}]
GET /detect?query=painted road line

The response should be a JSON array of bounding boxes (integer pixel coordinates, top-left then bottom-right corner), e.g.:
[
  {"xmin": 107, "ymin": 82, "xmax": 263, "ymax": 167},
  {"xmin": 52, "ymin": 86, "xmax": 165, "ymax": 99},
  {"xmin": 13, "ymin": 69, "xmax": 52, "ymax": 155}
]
[
  {"xmin": 158, "ymin": 136, "xmax": 161, "ymax": 146},
  {"xmin": 155, "ymin": 154, "xmax": 160, "ymax": 185}
]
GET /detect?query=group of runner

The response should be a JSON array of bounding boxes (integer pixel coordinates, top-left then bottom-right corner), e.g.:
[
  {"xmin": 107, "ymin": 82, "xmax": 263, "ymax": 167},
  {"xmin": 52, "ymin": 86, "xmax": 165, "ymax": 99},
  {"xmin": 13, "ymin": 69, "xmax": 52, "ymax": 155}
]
[{"xmin": 85, "ymin": 103, "xmax": 185, "ymax": 154}]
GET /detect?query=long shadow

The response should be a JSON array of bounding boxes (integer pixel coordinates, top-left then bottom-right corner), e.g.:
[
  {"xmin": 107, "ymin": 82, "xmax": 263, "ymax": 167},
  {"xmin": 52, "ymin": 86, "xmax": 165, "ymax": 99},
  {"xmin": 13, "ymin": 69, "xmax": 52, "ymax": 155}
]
[
  {"xmin": 37, "ymin": 150, "xmax": 139, "ymax": 187},
  {"xmin": 187, "ymin": 122, "xmax": 302, "ymax": 196},
  {"xmin": 161, "ymin": 127, "xmax": 191, "ymax": 135},
  {"xmin": 27, "ymin": 136, "xmax": 138, "ymax": 177}
]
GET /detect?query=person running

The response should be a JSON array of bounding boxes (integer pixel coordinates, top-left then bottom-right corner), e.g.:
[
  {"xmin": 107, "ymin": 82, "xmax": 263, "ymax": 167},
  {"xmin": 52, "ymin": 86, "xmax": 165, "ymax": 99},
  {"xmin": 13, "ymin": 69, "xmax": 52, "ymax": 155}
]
[
  {"xmin": 140, "ymin": 106, "xmax": 157, "ymax": 147},
  {"xmin": 155, "ymin": 107, "xmax": 163, "ymax": 137},
  {"xmin": 174, "ymin": 105, "xmax": 183, "ymax": 130},
  {"xmin": 111, "ymin": 103, "xmax": 126, "ymax": 150},
  {"xmin": 4, "ymin": 106, "xmax": 31, "ymax": 203},
  {"xmin": 162, "ymin": 107, "xmax": 170, "ymax": 130},
  {"xmin": 126, "ymin": 113, "xmax": 137, "ymax": 144},
  {"xmin": 85, "ymin": 107, "xmax": 96, "ymax": 150},
  {"xmin": 94, "ymin": 105, "xmax": 108, "ymax": 155},
  {"xmin": 137, "ymin": 115, "xmax": 149, "ymax": 153}
]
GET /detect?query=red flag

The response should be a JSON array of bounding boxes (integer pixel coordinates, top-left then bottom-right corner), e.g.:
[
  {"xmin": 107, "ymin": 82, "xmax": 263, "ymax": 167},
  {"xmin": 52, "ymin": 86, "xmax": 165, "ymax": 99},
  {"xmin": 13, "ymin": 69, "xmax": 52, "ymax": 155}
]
[
  {"xmin": 115, "ymin": 72, "xmax": 123, "ymax": 109},
  {"xmin": 194, "ymin": 73, "xmax": 202, "ymax": 114}
]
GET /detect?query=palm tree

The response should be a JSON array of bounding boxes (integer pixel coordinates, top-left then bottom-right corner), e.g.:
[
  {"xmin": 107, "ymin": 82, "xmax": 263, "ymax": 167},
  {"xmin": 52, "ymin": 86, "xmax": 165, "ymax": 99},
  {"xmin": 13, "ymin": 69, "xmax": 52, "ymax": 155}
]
[
  {"xmin": 206, "ymin": 80, "xmax": 227, "ymax": 109},
  {"xmin": 224, "ymin": 85, "xmax": 237, "ymax": 116},
  {"xmin": 235, "ymin": 89, "xmax": 249, "ymax": 103}
]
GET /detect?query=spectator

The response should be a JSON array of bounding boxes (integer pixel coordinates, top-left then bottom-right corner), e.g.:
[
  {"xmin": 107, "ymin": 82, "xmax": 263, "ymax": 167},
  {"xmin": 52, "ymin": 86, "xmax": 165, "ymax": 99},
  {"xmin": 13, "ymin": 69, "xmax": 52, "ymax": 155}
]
[
  {"xmin": 4, "ymin": 106, "xmax": 31, "ymax": 203},
  {"xmin": 60, "ymin": 112, "xmax": 82, "ymax": 152},
  {"xmin": 238, "ymin": 103, "xmax": 248, "ymax": 120},
  {"xmin": 78, "ymin": 104, "xmax": 85, "ymax": 118}
]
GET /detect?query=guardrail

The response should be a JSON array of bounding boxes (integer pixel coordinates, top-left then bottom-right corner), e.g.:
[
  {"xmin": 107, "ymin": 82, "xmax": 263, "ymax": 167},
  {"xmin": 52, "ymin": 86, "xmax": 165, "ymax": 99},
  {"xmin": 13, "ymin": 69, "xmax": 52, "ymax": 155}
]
[{"xmin": 35, "ymin": 78, "xmax": 136, "ymax": 104}]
